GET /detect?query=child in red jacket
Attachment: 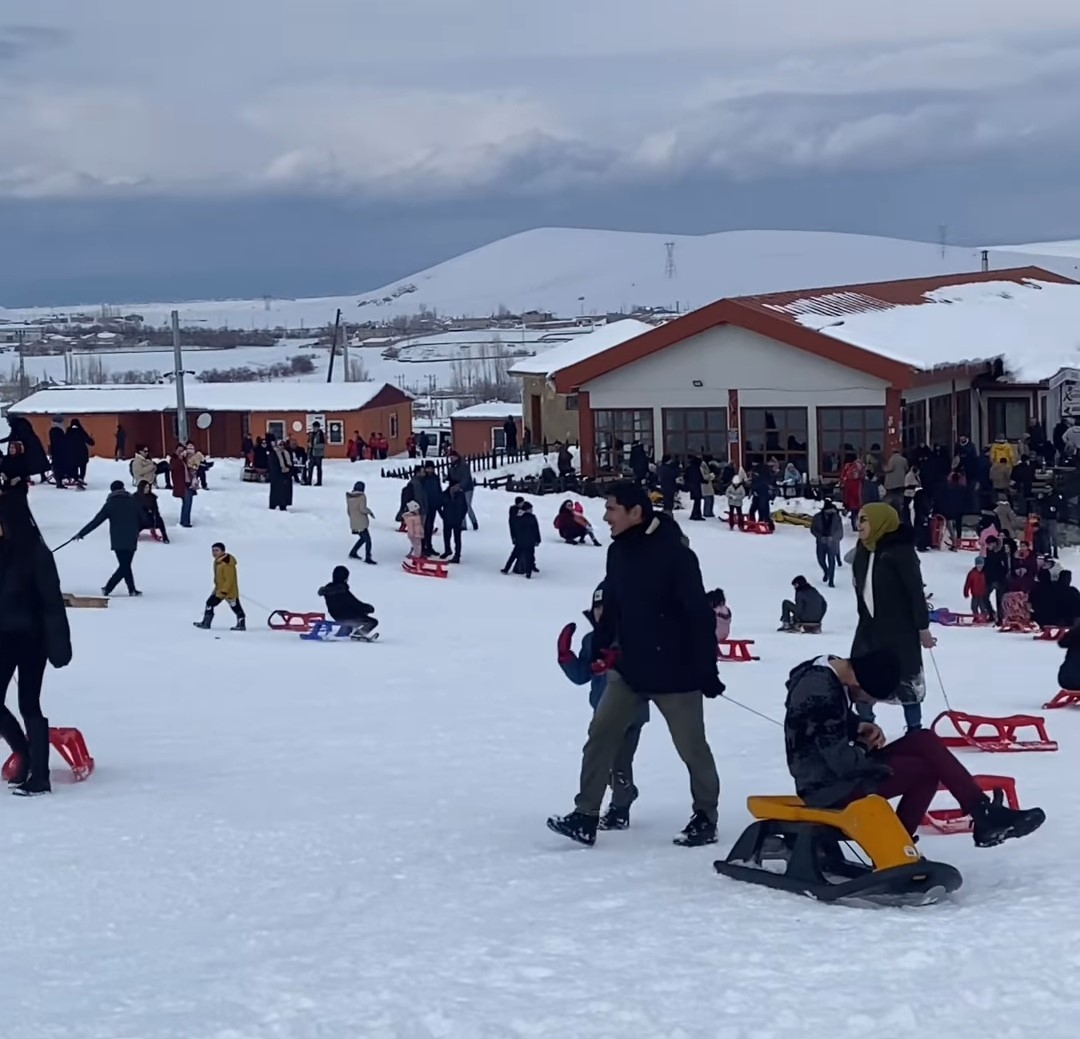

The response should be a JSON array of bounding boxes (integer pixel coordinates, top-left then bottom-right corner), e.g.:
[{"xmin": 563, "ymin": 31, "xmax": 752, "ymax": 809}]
[{"xmin": 963, "ymin": 557, "xmax": 992, "ymax": 621}]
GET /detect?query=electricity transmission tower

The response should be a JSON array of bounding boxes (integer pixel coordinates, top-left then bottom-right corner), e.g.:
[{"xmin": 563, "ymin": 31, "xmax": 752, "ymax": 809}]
[{"xmin": 665, "ymin": 242, "xmax": 677, "ymax": 279}]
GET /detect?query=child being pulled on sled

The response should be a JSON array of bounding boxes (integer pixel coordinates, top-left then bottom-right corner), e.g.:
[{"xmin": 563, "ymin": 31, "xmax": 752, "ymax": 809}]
[
  {"xmin": 707, "ymin": 588, "xmax": 732, "ymax": 644},
  {"xmin": 193, "ymin": 542, "xmax": 246, "ymax": 630},
  {"xmin": 556, "ymin": 582, "xmax": 648, "ymax": 830},
  {"xmin": 963, "ymin": 556, "xmax": 993, "ymax": 622},
  {"xmin": 317, "ymin": 565, "xmax": 378, "ymax": 639},
  {"xmin": 553, "ymin": 500, "xmax": 601, "ymax": 545},
  {"xmin": 402, "ymin": 500, "xmax": 424, "ymax": 558}
]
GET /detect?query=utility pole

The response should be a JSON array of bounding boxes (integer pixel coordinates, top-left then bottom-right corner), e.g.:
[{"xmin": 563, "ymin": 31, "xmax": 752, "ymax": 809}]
[
  {"xmin": 16, "ymin": 330, "xmax": 26, "ymax": 398},
  {"xmin": 325, "ymin": 309, "xmax": 342, "ymax": 383},
  {"xmin": 342, "ymin": 320, "xmax": 350, "ymax": 382},
  {"xmin": 172, "ymin": 310, "xmax": 189, "ymax": 443}
]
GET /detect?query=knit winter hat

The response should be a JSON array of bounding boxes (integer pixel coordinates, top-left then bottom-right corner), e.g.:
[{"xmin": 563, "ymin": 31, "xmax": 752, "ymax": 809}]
[
  {"xmin": 353, "ymin": 481, "xmax": 365, "ymax": 493},
  {"xmin": 858, "ymin": 502, "xmax": 900, "ymax": 550},
  {"xmin": 850, "ymin": 648, "xmax": 901, "ymax": 700},
  {"xmin": 332, "ymin": 565, "xmax": 349, "ymax": 584}
]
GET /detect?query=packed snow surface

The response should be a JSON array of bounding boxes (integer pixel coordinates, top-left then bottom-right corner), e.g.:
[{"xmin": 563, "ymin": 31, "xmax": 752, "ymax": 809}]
[
  {"xmin": 3, "ymin": 227, "xmax": 1078, "ymax": 327},
  {"xmin": 795, "ymin": 279, "xmax": 1080, "ymax": 382},
  {"xmin": 6, "ymin": 460, "xmax": 1079, "ymax": 1038}
]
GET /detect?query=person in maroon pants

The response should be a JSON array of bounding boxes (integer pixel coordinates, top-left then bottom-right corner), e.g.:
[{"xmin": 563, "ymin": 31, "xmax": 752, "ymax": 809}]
[{"xmin": 784, "ymin": 649, "xmax": 1045, "ymax": 847}]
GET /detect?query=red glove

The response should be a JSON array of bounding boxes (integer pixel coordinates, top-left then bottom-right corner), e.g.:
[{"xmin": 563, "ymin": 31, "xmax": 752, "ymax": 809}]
[
  {"xmin": 557, "ymin": 623, "xmax": 576, "ymax": 664},
  {"xmin": 591, "ymin": 648, "xmax": 619, "ymax": 675}
]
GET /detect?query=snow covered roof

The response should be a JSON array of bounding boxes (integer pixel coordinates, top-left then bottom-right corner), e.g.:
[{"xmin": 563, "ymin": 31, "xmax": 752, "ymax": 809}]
[
  {"xmin": 785, "ymin": 278, "xmax": 1080, "ymax": 384},
  {"xmin": 509, "ymin": 319, "xmax": 656, "ymax": 378},
  {"xmin": 9, "ymin": 381, "xmax": 410, "ymax": 416},
  {"xmin": 450, "ymin": 401, "xmax": 522, "ymax": 420}
]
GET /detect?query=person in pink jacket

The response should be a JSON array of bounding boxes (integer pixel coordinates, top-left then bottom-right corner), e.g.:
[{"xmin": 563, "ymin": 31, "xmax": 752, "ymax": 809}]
[{"xmin": 402, "ymin": 500, "xmax": 424, "ymax": 558}]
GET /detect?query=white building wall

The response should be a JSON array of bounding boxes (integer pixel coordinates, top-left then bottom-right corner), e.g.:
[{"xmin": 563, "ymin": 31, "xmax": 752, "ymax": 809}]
[{"xmin": 583, "ymin": 325, "xmax": 889, "ymax": 477}]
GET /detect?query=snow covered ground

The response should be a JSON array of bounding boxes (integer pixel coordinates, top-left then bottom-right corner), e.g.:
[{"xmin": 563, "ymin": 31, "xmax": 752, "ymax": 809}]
[
  {"xmin": 6, "ymin": 462, "xmax": 1079, "ymax": 1039},
  {"xmin": 5, "ymin": 227, "xmax": 1079, "ymax": 328}
]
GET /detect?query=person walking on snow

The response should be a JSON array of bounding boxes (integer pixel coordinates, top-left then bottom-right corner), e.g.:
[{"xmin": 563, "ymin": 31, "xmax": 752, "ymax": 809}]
[
  {"xmin": 193, "ymin": 542, "xmax": 246, "ymax": 630},
  {"xmin": 810, "ymin": 499, "xmax": 844, "ymax": 586},
  {"xmin": 0, "ymin": 487, "xmax": 72, "ymax": 796},
  {"xmin": 439, "ymin": 481, "xmax": 468, "ymax": 563},
  {"xmin": 307, "ymin": 421, "xmax": 326, "ymax": 487},
  {"xmin": 784, "ymin": 648, "xmax": 1044, "ymax": 845},
  {"xmin": 513, "ymin": 500, "xmax": 541, "ymax": 578},
  {"xmin": 318, "ymin": 565, "xmax": 379, "ymax": 640},
  {"xmin": 547, "ymin": 482, "xmax": 723, "ymax": 848},
  {"xmin": 346, "ymin": 481, "xmax": 376, "ymax": 564},
  {"xmin": 501, "ymin": 496, "xmax": 525, "ymax": 574},
  {"xmin": 74, "ymin": 479, "xmax": 143, "ymax": 597},
  {"xmin": 557, "ymin": 582, "xmax": 649, "ymax": 830}
]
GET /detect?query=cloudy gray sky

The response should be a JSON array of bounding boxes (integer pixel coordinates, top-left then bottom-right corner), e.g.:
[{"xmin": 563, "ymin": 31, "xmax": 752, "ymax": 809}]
[{"xmin": 4, "ymin": 1, "xmax": 1080, "ymax": 305}]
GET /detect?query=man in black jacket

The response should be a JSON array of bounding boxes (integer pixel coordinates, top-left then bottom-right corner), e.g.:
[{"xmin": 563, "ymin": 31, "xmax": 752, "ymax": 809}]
[
  {"xmin": 548, "ymin": 482, "xmax": 723, "ymax": 848},
  {"xmin": 317, "ymin": 566, "xmax": 378, "ymax": 639},
  {"xmin": 75, "ymin": 480, "xmax": 143, "ymax": 596},
  {"xmin": 784, "ymin": 649, "xmax": 1044, "ymax": 846},
  {"xmin": 418, "ymin": 461, "xmax": 442, "ymax": 557}
]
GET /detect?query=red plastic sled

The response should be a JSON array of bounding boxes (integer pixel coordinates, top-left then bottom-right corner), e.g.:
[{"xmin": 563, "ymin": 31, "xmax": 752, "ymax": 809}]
[
  {"xmin": 742, "ymin": 521, "xmax": 773, "ymax": 535},
  {"xmin": 267, "ymin": 610, "xmax": 326, "ymax": 632},
  {"xmin": 955, "ymin": 537, "xmax": 980, "ymax": 551},
  {"xmin": 1035, "ymin": 626, "xmax": 1070, "ymax": 641},
  {"xmin": 402, "ymin": 557, "xmax": 449, "ymax": 579},
  {"xmin": 931, "ymin": 710, "xmax": 1057, "ymax": 752},
  {"xmin": 717, "ymin": 638, "xmax": 759, "ymax": 662},
  {"xmin": 1, "ymin": 727, "xmax": 94, "ymax": 783},
  {"xmin": 1044, "ymin": 689, "xmax": 1080, "ymax": 709},
  {"xmin": 1000, "ymin": 621, "xmax": 1041, "ymax": 634},
  {"xmin": 921, "ymin": 774, "xmax": 1019, "ymax": 834}
]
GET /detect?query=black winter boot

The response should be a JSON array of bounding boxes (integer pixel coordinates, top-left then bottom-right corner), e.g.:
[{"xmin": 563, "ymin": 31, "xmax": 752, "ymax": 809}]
[
  {"xmin": 546, "ymin": 811, "xmax": 598, "ymax": 846},
  {"xmin": 230, "ymin": 617, "xmax": 246, "ymax": 632},
  {"xmin": 13, "ymin": 717, "xmax": 51, "ymax": 796},
  {"xmin": 599, "ymin": 805, "xmax": 630, "ymax": 830},
  {"xmin": 971, "ymin": 788, "xmax": 1045, "ymax": 848},
  {"xmin": 193, "ymin": 608, "xmax": 214, "ymax": 629},
  {"xmin": 673, "ymin": 810, "xmax": 717, "ymax": 847}
]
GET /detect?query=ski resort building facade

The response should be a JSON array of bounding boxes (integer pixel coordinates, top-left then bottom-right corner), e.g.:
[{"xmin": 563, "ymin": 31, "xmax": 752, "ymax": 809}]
[
  {"xmin": 512, "ymin": 268, "xmax": 1080, "ymax": 479},
  {"xmin": 8, "ymin": 382, "xmax": 414, "ymax": 459},
  {"xmin": 449, "ymin": 401, "xmax": 523, "ymax": 456}
]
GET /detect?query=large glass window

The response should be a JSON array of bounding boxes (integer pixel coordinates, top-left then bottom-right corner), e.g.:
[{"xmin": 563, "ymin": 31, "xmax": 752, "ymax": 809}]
[
  {"xmin": 928, "ymin": 394, "xmax": 953, "ymax": 448},
  {"xmin": 662, "ymin": 408, "xmax": 727, "ymax": 459},
  {"xmin": 817, "ymin": 406, "xmax": 886, "ymax": 476},
  {"xmin": 741, "ymin": 407, "xmax": 808, "ymax": 473},
  {"xmin": 988, "ymin": 397, "xmax": 1029, "ymax": 441},
  {"xmin": 593, "ymin": 409, "xmax": 653, "ymax": 473},
  {"xmin": 955, "ymin": 391, "xmax": 972, "ymax": 443},
  {"xmin": 901, "ymin": 401, "xmax": 926, "ymax": 452}
]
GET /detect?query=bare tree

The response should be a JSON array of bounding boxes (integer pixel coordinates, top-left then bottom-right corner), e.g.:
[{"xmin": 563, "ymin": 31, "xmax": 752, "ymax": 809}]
[{"xmin": 347, "ymin": 357, "xmax": 370, "ymax": 382}]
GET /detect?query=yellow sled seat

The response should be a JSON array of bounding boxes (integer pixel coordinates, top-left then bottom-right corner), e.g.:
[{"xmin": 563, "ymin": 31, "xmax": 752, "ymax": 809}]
[{"xmin": 746, "ymin": 794, "xmax": 918, "ymax": 870}]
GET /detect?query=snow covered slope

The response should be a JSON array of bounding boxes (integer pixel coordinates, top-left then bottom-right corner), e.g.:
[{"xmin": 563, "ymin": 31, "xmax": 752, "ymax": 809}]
[
  {"xmin": 5, "ymin": 228, "xmax": 1077, "ymax": 328},
  {"xmin": 4, "ymin": 460, "xmax": 1075, "ymax": 1038}
]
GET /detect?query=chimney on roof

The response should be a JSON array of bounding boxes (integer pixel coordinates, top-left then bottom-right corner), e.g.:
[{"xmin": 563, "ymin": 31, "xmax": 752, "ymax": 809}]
[{"xmin": 981, "ymin": 249, "xmax": 989, "ymax": 272}]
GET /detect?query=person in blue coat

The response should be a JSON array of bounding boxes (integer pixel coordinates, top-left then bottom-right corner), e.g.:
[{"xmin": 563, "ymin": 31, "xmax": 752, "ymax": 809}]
[{"xmin": 556, "ymin": 582, "xmax": 649, "ymax": 830}]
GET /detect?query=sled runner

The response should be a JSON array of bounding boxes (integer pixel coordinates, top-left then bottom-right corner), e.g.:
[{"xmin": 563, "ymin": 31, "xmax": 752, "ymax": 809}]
[
  {"xmin": 921, "ymin": 774, "xmax": 1019, "ymax": 835},
  {"xmin": 931, "ymin": 710, "xmax": 1058, "ymax": 752},
  {"xmin": 266, "ymin": 610, "xmax": 325, "ymax": 632},
  {"xmin": 1, "ymin": 727, "xmax": 94, "ymax": 783},
  {"xmin": 1043, "ymin": 689, "xmax": 1080, "ymax": 709},
  {"xmin": 999, "ymin": 621, "xmax": 1041, "ymax": 634},
  {"xmin": 299, "ymin": 620, "xmax": 378, "ymax": 642},
  {"xmin": 717, "ymin": 638, "xmax": 758, "ymax": 662},
  {"xmin": 947, "ymin": 612, "xmax": 993, "ymax": 627},
  {"xmin": 1035, "ymin": 625, "xmax": 1070, "ymax": 641},
  {"xmin": 402, "ymin": 557, "xmax": 449, "ymax": 579},
  {"xmin": 714, "ymin": 794, "xmax": 962, "ymax": 907}
]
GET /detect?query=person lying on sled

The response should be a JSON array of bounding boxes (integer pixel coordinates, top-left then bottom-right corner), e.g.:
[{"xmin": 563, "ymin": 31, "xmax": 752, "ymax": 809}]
[
  {"xmin": 784, "ymin": 648, "xmax": 1044, "ymax": 848},
  {"xmin": 317, "ymin": 565, "xmax": 378, "ymax": 639}
]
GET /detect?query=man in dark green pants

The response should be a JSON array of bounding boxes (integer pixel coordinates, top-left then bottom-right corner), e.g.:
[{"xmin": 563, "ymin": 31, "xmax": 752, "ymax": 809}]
[{"xmin": 548, "ymin": 482, "xmax": 724, "ymax": 848}]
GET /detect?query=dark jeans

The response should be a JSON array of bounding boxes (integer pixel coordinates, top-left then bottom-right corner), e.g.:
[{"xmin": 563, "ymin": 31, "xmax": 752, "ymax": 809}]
[
  {"xmin": 336, "ymin": 617, "xmax": 379, "ymax": 638},
  {"xmin": 422, "ymin": 511, "xmax": 437, "ymax": 555},
  {"xmin": 517, "ymin": 545, "xmax": 536, "ymax": 576},
  {"xmin": 350, "ymin": 530, "xmax": 373, "ymax": 561},
  {"xmin": 835, "ymin": 729, "xmax": 984, "ymax": 836},
  {"xmin": 690, "ymin": 496, "xmax": 702, "ymax": 520},
  {"xmin": 575, "ymin": 671, "xmax": 719, "ymax": 823},
  {"xmin": 308, "ymin": 458, "xmax": 323, "ymax": 486},
  {"xmin": 856, "ymin": 697, "xmax": 924, "ymax": 730},
  {"xmin": 702, "ymin": 495, "xmax": 715, "ymax": 518},
  {"xmin": 442, "ymin": 524, "xmax": 462, "ymax": 559},
  {"xmin": 727, "ymin": 505, "xmax": 744, "ymax": 529},
  {"xmin": 206, "ymin": 594, "xmax": 245, "ymax": 622},
  {"xmin": 815, "ymin": 540, "xmax": 835, "ymax": 584},
  {"xmin": 747, "ymin": 495, "xmax": 774, "ymax": 529},
  {"xmin": 104, "ymin": 549, "xmax": 137, "ymax": 594},
  {"xmin": 0, "ymin": 633, "xmax": 47, "ymax": 758},
  {"xmin": 970, "ymin": 594, "xmax": 993, "ymax": 618}
]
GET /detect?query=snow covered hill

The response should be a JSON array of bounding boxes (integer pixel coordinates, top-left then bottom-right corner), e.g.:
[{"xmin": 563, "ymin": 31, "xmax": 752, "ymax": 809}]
[
  {"xmin": 5, "ymin": 460, "xmax": 1073, "ymax": 1038},
  {"xmin": 5, "ymin": 228, "xmax": 1078, "ymax": 329}
]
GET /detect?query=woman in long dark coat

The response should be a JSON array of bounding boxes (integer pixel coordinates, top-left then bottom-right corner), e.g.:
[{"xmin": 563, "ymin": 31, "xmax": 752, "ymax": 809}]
[
  {"xmin": 66, "ymin": 419, "xmax": 95, "ymax": 483},
  {"xmin": 850, "ymin": 502, "xmax": 935, "ymax": 730},
  {"xmin": 0, "ymin": 416, "xmax": 49, "ymax": 480},
  {"xmin": 266, "ymin": 436, "xmax": 294, "ymax": 511},
  {"xmin": 0, "ymin": 485, "xmax": 72, "ymax": 795}
]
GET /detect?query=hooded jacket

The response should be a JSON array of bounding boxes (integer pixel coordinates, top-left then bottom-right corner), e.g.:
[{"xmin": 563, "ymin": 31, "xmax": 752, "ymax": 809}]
[
  {"xmin": 593, "ymin": 512, "xmax": 717, "ymax": 695},
  {"xmin": 784, "ymin": 656, "xmax": 891, "ymax": 807},
  {"xmin": 213, "ymin": 553, "xmax": 239, "ymax": 601},
  {"xmin": 792, "ymin": 583, "xmax": 828, "ymax": 624},
  {"xmin": 318, "ymin": 574, "xmax": 374, "ymax": 621},
  {"xmin": 346, "ymin": 487, "xmax": 373, "ymax": 533}
]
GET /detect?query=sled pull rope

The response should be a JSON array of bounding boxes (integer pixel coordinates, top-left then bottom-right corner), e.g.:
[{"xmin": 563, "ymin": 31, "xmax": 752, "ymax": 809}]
[
  {"xmin": 723, "ymin": 695, "xmax": 783, "ymax": 728},
  {"xmin": 928, "ymin": 648, "xmax": 955, "ymax": 713}
]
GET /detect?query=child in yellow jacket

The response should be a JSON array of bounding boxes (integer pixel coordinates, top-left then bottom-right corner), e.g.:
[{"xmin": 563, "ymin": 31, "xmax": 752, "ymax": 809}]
[{"xmin": 193, "ymin": 542, "xmax": 247, "ymax": 631}]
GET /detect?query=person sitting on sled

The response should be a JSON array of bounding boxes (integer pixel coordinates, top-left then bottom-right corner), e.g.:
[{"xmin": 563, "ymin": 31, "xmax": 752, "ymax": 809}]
[
  {"xmin": 193, "ymin": 542, "xmax": 246, "ymax": 630},
  {"xmin": 779, "ymin": 575, "xmax": 826, "ymax": 632},
  {"xmin": 557, "ymin": 582, "xmax": 649, "ymax": 830},
  {"xmin": 317, "ymin": 565, "xmax": 378, "ymax": 639},
  {"xmin": 708, "ymin": 588, "xmax": 731, "ymax": 643},
  {"xmin": 553, "ymin": 500, "xmax": 601, "ymax": 545},
  {"xmin": 402, "ymin": 500, "xmax": 424, "ymax": 558},
  {"xmin": 784, "ymin": 647, "xmax": 1045, "ymax": 847}
]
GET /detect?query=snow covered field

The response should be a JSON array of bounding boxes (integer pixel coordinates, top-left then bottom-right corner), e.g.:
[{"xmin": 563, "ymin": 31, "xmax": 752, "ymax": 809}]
[{"xmin": 6, "ymin": 461, "xmax": 1080, "ymax": 1039}]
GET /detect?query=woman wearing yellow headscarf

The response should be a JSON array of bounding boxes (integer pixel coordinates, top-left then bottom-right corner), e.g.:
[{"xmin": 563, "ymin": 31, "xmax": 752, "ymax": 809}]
[{"xmin": 850, "ymin": 503, "xmax": 936, "ymax": 729}]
